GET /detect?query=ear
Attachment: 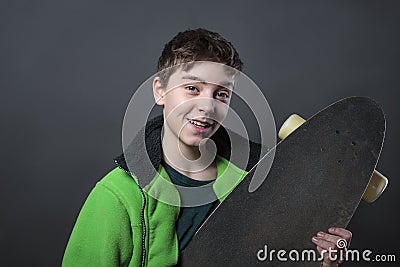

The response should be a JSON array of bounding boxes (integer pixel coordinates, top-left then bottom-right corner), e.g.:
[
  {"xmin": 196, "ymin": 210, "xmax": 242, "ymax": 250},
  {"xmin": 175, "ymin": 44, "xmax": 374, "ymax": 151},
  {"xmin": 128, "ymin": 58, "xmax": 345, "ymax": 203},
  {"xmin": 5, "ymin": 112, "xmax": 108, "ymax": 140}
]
[{"xmin": 152, "ymin": 77, "xmax": 165, "ymax": 106}]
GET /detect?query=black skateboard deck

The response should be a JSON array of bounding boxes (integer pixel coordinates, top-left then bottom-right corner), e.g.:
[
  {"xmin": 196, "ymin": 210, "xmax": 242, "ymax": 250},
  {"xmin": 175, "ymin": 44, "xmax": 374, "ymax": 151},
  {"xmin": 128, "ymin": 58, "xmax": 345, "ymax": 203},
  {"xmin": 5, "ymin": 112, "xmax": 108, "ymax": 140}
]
[{"xmin": 180, "ymin": 96, "xmax": 385, "ymax": 266}]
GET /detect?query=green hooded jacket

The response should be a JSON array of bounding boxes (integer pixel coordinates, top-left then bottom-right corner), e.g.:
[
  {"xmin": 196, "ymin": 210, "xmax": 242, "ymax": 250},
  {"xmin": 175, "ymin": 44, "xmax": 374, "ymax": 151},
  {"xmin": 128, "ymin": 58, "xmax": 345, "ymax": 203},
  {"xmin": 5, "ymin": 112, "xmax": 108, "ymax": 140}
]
[{"xmin": 62, "ymin": 116, "xmax": 262, "ymax": 266}]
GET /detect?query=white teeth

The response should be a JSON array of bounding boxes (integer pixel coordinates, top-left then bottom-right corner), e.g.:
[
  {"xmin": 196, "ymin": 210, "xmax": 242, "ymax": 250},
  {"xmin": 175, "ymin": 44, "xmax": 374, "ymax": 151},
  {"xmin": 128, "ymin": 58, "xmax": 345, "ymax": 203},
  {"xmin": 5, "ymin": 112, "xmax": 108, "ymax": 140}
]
[{"xmin": 189, "ymin": 120, "xmax": 210, "ymax": 128}]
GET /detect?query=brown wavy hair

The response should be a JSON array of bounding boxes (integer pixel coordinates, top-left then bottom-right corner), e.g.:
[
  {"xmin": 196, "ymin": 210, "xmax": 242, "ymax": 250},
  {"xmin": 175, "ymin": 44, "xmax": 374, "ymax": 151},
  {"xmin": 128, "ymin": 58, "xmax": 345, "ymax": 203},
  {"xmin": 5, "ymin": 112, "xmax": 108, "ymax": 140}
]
[{"xmin": 156, "ymin": 28, "xmax": 243, "ymax": 87}]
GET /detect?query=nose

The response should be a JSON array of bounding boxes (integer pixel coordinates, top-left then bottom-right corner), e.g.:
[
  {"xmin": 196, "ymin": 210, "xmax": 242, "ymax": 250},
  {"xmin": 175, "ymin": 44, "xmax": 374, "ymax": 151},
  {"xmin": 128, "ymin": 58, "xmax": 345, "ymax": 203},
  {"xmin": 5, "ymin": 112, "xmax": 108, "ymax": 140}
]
[{"xmin": 196, "ymin": 97, "xmax": 215, "ymax": 114}]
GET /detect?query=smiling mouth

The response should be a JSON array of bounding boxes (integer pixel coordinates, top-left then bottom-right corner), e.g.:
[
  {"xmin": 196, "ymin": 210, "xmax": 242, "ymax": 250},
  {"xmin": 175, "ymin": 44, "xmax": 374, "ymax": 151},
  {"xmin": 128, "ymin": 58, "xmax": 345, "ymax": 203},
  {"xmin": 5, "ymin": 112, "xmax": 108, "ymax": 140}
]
[{"xmin": 188, "ymin": 118, "xmax": 214, "ymax": 128}]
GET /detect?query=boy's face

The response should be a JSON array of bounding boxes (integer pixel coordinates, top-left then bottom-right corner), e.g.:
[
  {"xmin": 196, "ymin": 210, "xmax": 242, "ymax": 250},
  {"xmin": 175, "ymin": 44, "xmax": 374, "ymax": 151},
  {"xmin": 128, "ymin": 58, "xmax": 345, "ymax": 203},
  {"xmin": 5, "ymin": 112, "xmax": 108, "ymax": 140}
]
[{"xmin": 153, "ymin": 62, "xmax": 235, "ymax": 147}]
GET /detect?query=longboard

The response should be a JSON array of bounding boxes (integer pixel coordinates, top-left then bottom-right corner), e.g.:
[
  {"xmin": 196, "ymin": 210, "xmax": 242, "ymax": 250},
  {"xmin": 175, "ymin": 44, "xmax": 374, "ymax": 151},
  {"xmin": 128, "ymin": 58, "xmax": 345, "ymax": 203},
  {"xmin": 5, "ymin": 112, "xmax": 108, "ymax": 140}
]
[{"xmin": 179, "ymin": 96, "xmax": 386, "ymax": 266}]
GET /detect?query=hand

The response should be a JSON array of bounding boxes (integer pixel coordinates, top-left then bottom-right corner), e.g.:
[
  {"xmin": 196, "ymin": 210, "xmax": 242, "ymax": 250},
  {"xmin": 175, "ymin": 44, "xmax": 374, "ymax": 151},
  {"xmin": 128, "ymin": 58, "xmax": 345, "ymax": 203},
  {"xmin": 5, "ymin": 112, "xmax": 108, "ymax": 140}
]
[{"xmin": 311, "ymin": 227, "xmax": 352, "ymax": 266}]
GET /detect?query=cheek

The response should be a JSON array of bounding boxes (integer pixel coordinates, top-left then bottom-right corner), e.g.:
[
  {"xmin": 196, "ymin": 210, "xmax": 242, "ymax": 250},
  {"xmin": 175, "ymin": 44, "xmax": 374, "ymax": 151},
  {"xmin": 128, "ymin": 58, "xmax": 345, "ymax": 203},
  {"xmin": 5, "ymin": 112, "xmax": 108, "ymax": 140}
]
[
  {"xmin": 164, "ymin": 97, "xmax": 193, "ymax": 119},
  {"xmin": 177, "ymin": 99, "xmax": 196, "ymax": 114},
  {"xmin": 214, "ymin": 102, "xmax": 229, "ymax": 119}
]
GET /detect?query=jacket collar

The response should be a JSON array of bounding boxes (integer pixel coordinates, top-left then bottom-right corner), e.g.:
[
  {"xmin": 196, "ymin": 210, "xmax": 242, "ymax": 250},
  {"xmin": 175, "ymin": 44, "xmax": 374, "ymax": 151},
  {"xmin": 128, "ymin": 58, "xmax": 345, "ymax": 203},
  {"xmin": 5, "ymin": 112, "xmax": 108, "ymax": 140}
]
[{"xmin": 114, "ymin": 115, "xmax": 261, "ymax": 188}]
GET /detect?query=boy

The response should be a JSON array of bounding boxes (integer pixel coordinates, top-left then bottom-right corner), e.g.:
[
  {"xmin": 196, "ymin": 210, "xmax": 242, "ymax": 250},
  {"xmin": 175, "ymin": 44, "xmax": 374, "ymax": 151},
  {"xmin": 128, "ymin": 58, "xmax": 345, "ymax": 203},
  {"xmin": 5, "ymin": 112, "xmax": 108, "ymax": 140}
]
[{"xmin": 63, "ymin": 28, "xmax": 351, "ymax": 266}]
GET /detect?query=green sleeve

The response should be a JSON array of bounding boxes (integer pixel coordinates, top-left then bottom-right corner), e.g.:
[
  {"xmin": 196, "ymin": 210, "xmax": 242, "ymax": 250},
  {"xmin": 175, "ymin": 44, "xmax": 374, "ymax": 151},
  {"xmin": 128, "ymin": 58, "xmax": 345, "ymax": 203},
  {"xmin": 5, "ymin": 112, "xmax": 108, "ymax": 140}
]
[{"xmin": 62, "ymin": 183, "xmax": 133, "ymax": 267}]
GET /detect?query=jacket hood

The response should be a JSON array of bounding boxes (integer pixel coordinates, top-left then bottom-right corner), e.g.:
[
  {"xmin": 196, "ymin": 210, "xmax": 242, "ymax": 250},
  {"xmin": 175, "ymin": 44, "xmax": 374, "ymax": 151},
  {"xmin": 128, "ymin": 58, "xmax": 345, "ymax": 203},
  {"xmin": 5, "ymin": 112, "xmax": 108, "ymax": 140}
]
[{"xmin": 114, "ymin": 115, "xmax": 262, "ymax": 188}]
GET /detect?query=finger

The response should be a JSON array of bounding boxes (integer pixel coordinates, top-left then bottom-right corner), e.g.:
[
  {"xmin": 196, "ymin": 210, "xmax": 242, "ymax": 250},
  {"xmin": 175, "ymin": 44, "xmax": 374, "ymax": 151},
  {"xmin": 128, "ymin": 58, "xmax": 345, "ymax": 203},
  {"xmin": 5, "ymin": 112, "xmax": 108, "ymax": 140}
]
[
  {"xmin": 317, "ymin": 231, "xmax": 342, "ymax": 246},
  {"xmin": 312, "ymin": 236, "xmax": 337, "ymax": 251},
  {"xmin": 328, "ymin": 227, "xmax": 352, "ymax": 244}
]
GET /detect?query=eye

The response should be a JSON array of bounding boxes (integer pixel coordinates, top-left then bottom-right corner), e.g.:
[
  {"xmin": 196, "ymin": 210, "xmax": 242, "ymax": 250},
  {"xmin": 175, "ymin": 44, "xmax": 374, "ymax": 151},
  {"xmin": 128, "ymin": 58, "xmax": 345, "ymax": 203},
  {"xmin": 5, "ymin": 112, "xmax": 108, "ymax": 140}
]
[
  {"xmin": 185, "ymin": 85, "xmax": 199, "ymax": 93},
  {"xmin": 215, "ymin": 91, "xmax": 230, "ymax": 100}
]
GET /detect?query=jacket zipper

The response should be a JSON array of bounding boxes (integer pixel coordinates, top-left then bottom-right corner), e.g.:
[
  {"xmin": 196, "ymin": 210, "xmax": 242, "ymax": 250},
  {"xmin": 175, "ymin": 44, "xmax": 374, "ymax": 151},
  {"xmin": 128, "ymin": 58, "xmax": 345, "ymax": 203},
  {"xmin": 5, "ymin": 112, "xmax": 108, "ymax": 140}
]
[
  {"xmin": 139, "ymin": 187, "xmax": 147, "ymax": 267},
  {"xmin": 115, "ymin": 160, "xmax": 147, "ymax": 267}
]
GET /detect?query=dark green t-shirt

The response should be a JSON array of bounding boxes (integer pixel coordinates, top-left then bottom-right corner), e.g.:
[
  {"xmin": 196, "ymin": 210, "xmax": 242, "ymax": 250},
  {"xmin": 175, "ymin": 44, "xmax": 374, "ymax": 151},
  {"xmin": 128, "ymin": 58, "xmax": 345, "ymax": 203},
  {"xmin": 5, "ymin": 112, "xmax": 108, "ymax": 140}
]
[{"xmin": 162, "ymin": 161, "xmax": 219, "ymax": 250}]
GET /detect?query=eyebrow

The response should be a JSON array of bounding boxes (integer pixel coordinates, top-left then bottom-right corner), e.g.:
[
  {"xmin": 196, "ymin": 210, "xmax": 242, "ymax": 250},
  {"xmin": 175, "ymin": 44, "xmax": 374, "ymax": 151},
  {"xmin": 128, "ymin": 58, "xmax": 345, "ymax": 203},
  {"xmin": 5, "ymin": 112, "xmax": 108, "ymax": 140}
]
[{"xmin": 181, "ymin": 75, "xmax": 234, "ymax": 89}]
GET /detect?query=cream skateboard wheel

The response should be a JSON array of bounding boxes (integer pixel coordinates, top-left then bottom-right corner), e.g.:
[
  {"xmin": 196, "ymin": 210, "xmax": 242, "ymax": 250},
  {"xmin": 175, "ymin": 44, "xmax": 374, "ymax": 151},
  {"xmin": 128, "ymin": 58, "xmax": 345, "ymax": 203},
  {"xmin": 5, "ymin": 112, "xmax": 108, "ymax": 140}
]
[
  {"xmin": 278, "ymin": 114, "xmax": 306, "ymax": 140},
  {"xmin": 362, "ymin": 170, "xmax": 388, "ymax": 203},
  {"xmin": 279, "ymin": 113, "xmax": 388, "ymax": 203}
]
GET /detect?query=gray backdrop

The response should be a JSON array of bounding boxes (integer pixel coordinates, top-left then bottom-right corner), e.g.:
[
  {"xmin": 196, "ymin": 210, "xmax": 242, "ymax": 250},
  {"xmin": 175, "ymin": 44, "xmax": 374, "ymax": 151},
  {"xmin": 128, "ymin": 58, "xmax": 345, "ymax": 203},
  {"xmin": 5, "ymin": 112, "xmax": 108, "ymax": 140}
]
[{"xmin": 1, "ymin": 0, "xmax": 399, "ymax": 266}]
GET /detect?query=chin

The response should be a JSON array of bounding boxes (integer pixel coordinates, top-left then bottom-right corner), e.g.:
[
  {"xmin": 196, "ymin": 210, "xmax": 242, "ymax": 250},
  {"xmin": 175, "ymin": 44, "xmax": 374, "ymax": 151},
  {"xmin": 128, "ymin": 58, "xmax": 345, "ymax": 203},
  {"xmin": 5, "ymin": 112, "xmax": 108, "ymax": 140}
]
[{"xmin": 182, "ymin": 138, "xmax": 203, "ymax": 148}]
